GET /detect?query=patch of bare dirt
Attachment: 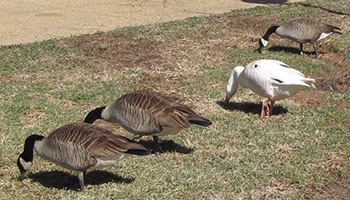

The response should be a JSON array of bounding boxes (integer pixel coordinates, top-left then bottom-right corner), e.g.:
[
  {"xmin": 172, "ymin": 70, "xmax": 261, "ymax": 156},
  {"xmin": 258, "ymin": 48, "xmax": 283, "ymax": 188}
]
[
  {"xmin": 292, "ymin": 82, "xmax": 350, "ymax": 130},
  {"xmin": 69, "ymin": 13, "xmax": 277, "ymax": 70},
  {"xmin": 68, "ymin": 7, "xmax": 346, "ymax": 78},
  {"xmin": 315, "ymin": 53, "xmax": 350, "ymax": 93},
  {"xmin": 324, "ymin": 52, "xmax": 346, "ymax": 63},
  {"xmin": 291, "ymin": 90, "xmax": 327, "ymax": 108},
  {"xmin": 71, "ymin": 32, "xmax": 165, "ymax": 69},
  {"xmin": 67, "ymin": 13, "xmax": 278, "ymax": 94},
  {"xmin": 317, "ymin": 72, "xmax": 350, "ymax": 93}
]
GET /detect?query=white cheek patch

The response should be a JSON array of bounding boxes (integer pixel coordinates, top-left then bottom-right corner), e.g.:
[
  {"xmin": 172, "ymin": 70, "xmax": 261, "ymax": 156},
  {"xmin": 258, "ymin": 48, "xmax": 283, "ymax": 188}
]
[
  {"xmin": 260, "ymin": 38, "xmax": 268, "ymax": 47},
  {"xmin": 317, "ymin": 32, "xmax": 333, "ymax": 41},
  {"xmin": 20, "ymin": 157, "xmax": 32, "ymax": 170},
  {"xmin": 101, "ymin": 106, "xmax": 110, "ymax": 121}
]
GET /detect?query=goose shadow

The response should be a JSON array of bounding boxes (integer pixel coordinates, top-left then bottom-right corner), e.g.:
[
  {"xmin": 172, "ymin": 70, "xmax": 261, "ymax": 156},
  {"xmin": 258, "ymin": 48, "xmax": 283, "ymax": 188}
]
[
  {"xmin": 299, "ymin": 3, "xmax": 350, "ymax": 16},
  {"xmin": 27, "ymin": 170, "xmax": 134, "ymax": 191},
  {"xmin": 217, "ymin": 100, "xmax": 289, "ymax": 116},
  {"xmin": 139, "ymin": 139, "xmax": 194, "ymax": 154},
  {"xmin": 267, "ymin": 46, "xmax": 316, "ymax": 56},
  {"xmin": 241, "ymin": 0, "xmax": 287, "ymax": 4}
]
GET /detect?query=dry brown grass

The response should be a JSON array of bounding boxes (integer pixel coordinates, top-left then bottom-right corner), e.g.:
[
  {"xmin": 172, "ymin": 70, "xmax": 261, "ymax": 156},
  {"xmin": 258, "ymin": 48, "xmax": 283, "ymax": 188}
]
[{"xmin": 1, "ymin": 1, "xmax": 350, "ymax": 199}]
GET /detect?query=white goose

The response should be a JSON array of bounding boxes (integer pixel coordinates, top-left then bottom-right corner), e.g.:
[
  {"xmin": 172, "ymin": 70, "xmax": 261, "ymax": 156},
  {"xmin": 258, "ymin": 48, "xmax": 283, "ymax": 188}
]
[{"xmin": 225, "ymin": 59, "xmax": 315, "ymax": 117}]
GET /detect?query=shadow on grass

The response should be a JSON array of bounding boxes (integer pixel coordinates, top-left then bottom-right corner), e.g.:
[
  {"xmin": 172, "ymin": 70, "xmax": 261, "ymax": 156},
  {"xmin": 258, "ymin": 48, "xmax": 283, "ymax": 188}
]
[
  {"xmin": 28, "ymin": 170, "xmax": 134, "ymax": 191},
  {"xmin": 300, "ymin": 3, "xmax": 350, "ymax": 16},
  {"xmin": 217, "ymin": 101, "xmax": 289, "ymax": 116},
  {"xmin": 139, "ymin": 139, "xmax": 194, "ymax": 154},
  {"xmin": 241, "ymin": 0, "xmax": 287, "ymax": 4},
  {"xmin": 267, "ymin": 46, "xmax": 316, "ymax": 56}
]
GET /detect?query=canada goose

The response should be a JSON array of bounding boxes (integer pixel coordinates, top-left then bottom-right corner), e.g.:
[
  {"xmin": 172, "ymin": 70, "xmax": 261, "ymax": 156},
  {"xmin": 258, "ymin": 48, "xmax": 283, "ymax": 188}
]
[
  {"xmin": 17, "ymin": 122, "xmax": 149, "ymax": 192},
  {"xmin": 84, "ymin": 90, "xmax": 212, "ymax": 154},
  {"xmin": 258, "ymin": 18, "xmax": 341, "ymax": 58},
  {"xmin": 225, "ymin": 59, "xmax": 315, "ymax": 117}
]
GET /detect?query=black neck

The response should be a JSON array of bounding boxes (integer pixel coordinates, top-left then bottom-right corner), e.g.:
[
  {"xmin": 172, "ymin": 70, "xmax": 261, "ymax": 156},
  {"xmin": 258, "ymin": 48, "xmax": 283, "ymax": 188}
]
[
  {"xmin": 84, "ymin": 106, "xmax": 106, "ymax": 123},
  {"xmin": 262, "ymin": 26, "xmax": 279, "ymax": 41},
  {"xmin": 20, "ymin": 134, "xmax": 45, "ymax": 162}
]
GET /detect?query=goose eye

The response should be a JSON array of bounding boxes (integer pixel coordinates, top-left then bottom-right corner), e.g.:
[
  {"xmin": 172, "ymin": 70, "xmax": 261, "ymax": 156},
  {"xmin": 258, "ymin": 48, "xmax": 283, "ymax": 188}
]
[{"xmin": 254, "ymin": 64, "xmax": 258, "ymax": 68}]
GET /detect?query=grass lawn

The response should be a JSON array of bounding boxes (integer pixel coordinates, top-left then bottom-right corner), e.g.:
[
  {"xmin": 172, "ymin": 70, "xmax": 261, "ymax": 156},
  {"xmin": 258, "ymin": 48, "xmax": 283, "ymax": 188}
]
[{"xmin": 1, "ymin": 0, "xmax": 349, "ymax": 199}]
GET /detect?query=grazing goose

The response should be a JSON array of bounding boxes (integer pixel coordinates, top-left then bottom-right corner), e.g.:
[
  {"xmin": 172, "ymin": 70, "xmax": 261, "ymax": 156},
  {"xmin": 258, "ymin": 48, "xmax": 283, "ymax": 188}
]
[
  {"xmin": 17, "ymin": 122, "xmax": 149, "ymax": 192},
  {"xmin": 84, "ymin": 90, "xmax": 212, "ymax": 154},
  {"xmin": 225, "ymin": 59, "xmax": 315, "ymax": 118},
  {"xmin": 258, "ymin": 18, "xmax": 341, "ymax": 58}
]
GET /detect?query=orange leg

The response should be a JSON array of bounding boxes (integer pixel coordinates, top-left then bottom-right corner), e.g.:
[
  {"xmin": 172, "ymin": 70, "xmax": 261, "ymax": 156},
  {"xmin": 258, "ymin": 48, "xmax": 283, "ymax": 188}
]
[
  {"xmin": 260, "ymin": 101, "xmax": 269, "ymax": 118},
  {"xmin": 268, "ymin": 99, "xmax": 275, "ymax": 116},
  {"xmin": 260, "ymin": 95, "xmax": 275, "ymax": 118}
]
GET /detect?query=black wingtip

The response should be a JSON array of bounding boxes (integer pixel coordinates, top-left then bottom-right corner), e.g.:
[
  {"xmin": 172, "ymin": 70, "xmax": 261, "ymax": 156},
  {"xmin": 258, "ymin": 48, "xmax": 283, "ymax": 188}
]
[
  {"xmin": 334, "ymin": 30, "xmax": 342, "ymax": 35},
  {"xmin": 125, "ymin": 140, "xmax": 151, "ymax": 156},
  {"xmin": 189, "ymin": 118, "xmax": 212, "ymax": 127},
  {"xmin": 258, "ymin": 40, "xmax": 264, "ymax": 54}
]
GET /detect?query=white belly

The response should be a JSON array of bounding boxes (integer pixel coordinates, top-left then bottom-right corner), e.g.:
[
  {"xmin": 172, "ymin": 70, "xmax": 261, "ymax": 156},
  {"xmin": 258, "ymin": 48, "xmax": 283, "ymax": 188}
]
[
  {"xmin": 153, "ymin": 127, "xmax": 182, "ymax": 136},
  {"xmin": 317, "ymin": 32, "xmax": 333, "ymax": 41},
  {"xmin": 93, "ymin": 154, "xmax": 127, "ymax": 169}
]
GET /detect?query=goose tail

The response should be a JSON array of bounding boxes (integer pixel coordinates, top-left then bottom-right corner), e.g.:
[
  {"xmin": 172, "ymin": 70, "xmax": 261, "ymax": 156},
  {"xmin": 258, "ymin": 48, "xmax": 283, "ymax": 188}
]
[
  {"xmin": 188, "ymin": 116, "xmax": 212, "ymax": 127},
  {"xmin": 328, "ymin": 25, "xmax": 342, "ymax": 34},
  {"xmin": 334, "ymin": 30, "xmax": 342, "ymax": 35},
  {"xmin": 174, "ymin": 105, "xmax": 212, "ymax": 127},
  {"xmin": 303, "ymin": 77, "xmax": 315, "ymax": 84},
  {"xmin": 125, "ymin": 142, "xmax": 151, "ymax": 155},
  {"xmin": 297, "ymin": 78, "xmax": 315, "ymax": 87}
]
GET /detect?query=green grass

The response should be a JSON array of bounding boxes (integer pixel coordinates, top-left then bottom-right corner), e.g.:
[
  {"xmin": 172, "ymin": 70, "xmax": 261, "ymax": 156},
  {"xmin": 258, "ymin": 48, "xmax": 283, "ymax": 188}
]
[{"xmin": 1, "ymin": 1, "xmax": 350, "ymax": 199}]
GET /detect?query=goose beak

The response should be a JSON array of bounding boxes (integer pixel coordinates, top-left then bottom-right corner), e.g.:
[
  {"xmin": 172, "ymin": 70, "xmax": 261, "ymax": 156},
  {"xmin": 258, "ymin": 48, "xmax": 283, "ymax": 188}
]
[
  {"xmin": 258, "ymin": 47, "xmax": 264, "ymax": 54},
  {"xmin": 19, "ymin": 171, "xmax": 26, "ymax": 181},
  {"xmin": 258, "ymin": 40, "xmax": 265, "ymax": 53},
  {"xmin": 224, "ymin": 96, "xmax": 230, "ymax": 104}
]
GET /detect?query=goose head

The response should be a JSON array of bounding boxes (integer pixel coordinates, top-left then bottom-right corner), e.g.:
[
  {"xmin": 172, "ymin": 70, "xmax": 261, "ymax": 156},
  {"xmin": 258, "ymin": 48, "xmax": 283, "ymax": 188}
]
[
  {"xmin": 84, "ymin": 106, "xmax": 106, "ymax": 124},
  {"xmin": 225, "ymin": 66, "xmax": 244, "ymax": 103},
  {"xmin": 17, "ymin": 134, "xmax": 45, "ymax": 180},
  {"xmin": 258, "ymin": 25, "xmax": 278, "ymax": 53},
  {"xmin": 258, "ymin": 38, "xmax": 269, "ymax": 53}
]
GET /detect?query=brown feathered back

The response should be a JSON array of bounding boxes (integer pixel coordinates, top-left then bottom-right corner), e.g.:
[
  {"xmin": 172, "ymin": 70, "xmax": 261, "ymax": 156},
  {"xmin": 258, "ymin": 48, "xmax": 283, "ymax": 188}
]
[{"xmin": 103, "ymin": 90, "xmax": 212, "ymax": 136}]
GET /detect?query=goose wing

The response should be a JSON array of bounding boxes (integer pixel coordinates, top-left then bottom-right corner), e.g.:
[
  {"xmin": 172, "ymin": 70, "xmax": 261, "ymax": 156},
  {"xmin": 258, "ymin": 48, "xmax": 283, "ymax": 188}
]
[
  {"xmin": 257, "ymin": 60, "xmax": 314, "ymax": 87},
  {"xmin": 111, "ymin": 91, "xmax": 191, "ymax": 135},
  {"xmin": 146, "ymin": 91, "xmax": 211, "ymax": 127},
  {"xmin": 48, "ymin": 123, "xmax": 136, "ymax": 158}
]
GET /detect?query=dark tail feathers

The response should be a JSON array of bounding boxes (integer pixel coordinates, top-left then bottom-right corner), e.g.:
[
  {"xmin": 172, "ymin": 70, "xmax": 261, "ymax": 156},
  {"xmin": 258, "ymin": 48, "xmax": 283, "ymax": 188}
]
[
  {"xmin": 334, "ymin": 30, "xmax": 342, "ymax": 34},
  {"xmin": 125, "ymin": 141, "xmax": 151, "ymax": 155},
  {"xmin": 328, "ymin": 24, "xmax": 342, "ymax": 34},
  {"xmin": 189, "ymin": 116, "xmax": 212, "ymax": 127},
  {"xmin": 174, "ymin": 105, "xmax": 212, "ymax": 127}
]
